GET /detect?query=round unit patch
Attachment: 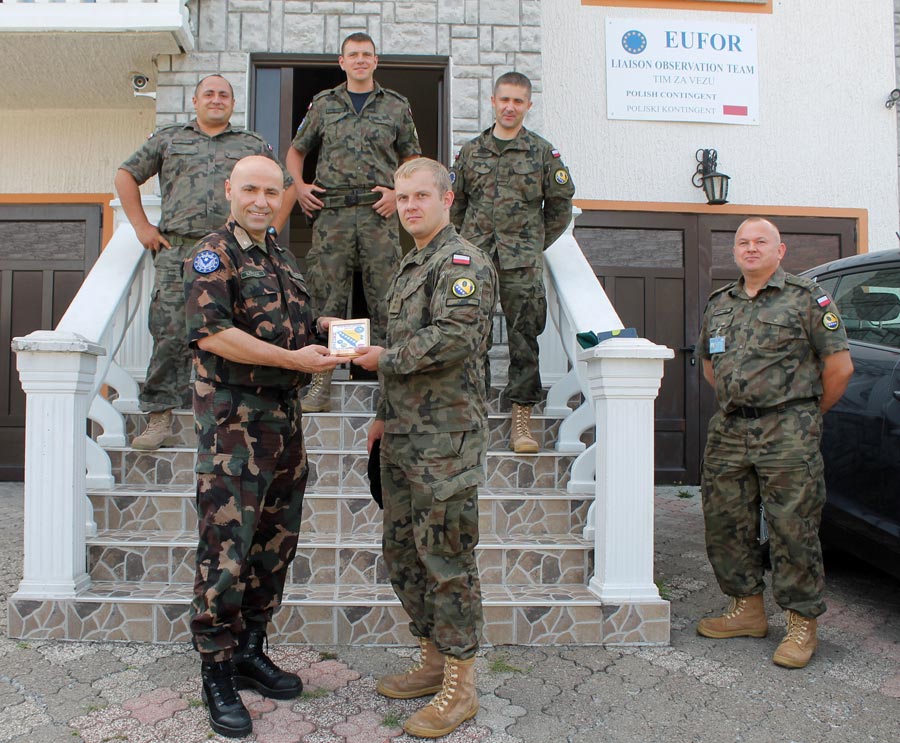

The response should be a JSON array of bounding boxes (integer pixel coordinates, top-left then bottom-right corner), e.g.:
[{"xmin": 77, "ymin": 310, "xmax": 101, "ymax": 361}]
[
  {"xmin": 449, "ymin": 170, "xmax": 457, "ymax": 184},
  {"xmin": 822, "ymin": 311, "xmax": 840, "ymax": 330},
  {"xmin": 554, "ymin": 169, "xmax": 569, "ymax": 185},
  {"xmin": 452, "ymin": 278, "xmax": 476, "ymax": 298},
  {"xmin": 193, "ymin": 250, "xmax": 221, "ymax": 274}
]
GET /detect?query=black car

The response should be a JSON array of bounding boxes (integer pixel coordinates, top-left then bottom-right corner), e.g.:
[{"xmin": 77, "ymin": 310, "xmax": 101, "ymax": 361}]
[{"xmin": 802, "ymin": 250, "xmax": 900, "ymax": 578}]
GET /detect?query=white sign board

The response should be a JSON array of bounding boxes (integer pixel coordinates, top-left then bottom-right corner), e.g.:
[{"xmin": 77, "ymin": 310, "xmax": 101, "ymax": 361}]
[{"xmin": 606, "ymin": 18, "xmax": 759, "ymax": 125}]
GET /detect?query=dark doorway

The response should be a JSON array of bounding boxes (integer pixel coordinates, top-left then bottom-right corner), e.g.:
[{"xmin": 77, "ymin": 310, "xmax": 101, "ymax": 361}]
[
  {"xmin": 0, "ymin": 203, "xmax": 103, "ymax": 480},
  {"xmin": 576, "ymin": 211, "xmax": 857, "ymax": 484},
  {"xmin": 250, "ymin": 53, "xmax": 449, "ymax": 263}
]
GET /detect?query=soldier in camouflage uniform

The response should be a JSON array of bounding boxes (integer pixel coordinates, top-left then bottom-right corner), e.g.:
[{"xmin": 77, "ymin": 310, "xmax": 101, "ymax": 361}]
[
  {"xmin": 696, "ymin": 217, "xmax": 853, "ymax": 670},
  {"xmin": 450, "ymin": 71, "xmax": 574, "ymax": 454},
  {"xmin": 183, "ymin": 156, "xmax": 340, "ymax": 738},
  {"xmin": 354, "ymin": 159, "xmax": 497, "ymax": 739},
  {"xmin": 116, "ymin": 74, "xmax": 295, "ymax": 450},
  {"xmin": 286, "ymin": 32, "xmax": 421, "ymax": 413}
]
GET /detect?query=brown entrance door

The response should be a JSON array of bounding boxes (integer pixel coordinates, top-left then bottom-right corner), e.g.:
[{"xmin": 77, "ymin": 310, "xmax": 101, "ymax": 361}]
[
  {"xmin": 0, "ymin": 203, "xmax": 102, "ymax": 479},
  {"xmin": 576, "ymin": 211, "xmax": 857, "ymax": 484}
]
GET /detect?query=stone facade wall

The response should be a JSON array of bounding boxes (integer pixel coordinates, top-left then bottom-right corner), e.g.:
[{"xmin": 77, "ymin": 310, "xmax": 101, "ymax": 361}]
[{"xmin": 156, "ymin": 0, "xmax": 544, "ymax": 150}]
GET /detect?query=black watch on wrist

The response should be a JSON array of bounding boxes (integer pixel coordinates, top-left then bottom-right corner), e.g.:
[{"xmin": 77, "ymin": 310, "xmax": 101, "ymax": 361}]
[{"xmin": 266, "ymin": 226, "xmax": 278, "ymax": 239}]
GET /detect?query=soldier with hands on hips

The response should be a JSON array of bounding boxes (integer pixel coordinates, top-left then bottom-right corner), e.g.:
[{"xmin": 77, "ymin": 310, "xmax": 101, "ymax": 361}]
[
  {"xmin": 286, "ymin": 31, "xmax": 421, "ymax": 413},
  {"xmin": 184, "ymin": 155, "xmax": 340, "ymax": 738},
  {"xmin": 450, "ymin": 71, "xmax": 574, "ymax": 453},
  {"xmin": 116, "ymin": 74, "xmax": 295, "ymax": 450},
  {"xmin": 353, "ymin": 159, "xmax": 497, "ymax": 739},
  {"xmin": 696, "ymin": 217, "xmax": 853, "ymax": 669}
]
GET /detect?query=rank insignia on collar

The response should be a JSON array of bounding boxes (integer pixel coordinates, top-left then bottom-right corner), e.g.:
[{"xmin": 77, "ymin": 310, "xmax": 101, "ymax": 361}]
[
  {"xmin": 554, "ymin": 169, "xmax": 569, "ymax": 185},
  {"xmin": 452, "ymin": 278, "xmax": 476, "ymax": 297},
  {"xmin": 452, "ymin": 253, "xmax": 470, "ymax": 265},
  {"xmin": 816, "ymin": 295, "xmax": 831, "ymax": 307},
  {"xmin": 193, "ymin": 250, "xmax": 221, "ymax": 274},
  {"xmin": 823, "ymin": 311, "xmax": 840, "ymax": 330}
]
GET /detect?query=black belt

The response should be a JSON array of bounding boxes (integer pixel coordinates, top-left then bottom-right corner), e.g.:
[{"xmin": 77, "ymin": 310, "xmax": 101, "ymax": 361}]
[
  {"xmin": 320, "ymin": 189, "xmax": 382, "ymax": 209},
  {"xmin": 726, "ymin": 397, "xmax": 818, "ymax": 419}
]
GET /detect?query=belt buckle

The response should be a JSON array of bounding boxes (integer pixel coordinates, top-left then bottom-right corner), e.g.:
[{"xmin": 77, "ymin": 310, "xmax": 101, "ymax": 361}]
[{"xmin": 345, "ymin": 191, "xmax": 359, "ymax": 207}]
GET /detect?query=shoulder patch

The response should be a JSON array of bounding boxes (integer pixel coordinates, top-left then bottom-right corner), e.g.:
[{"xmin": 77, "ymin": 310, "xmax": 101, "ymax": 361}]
[
  {"xmin": 822, "ymin": 312, "xmax": 840, "ymax": 331},
  {"xmin": 449, "ymin": 170, "xmax": 456, "ymax": 184},
  {"xmin": 193, "ymin": 250, "xmax": 221, "ymax": 275},
  {"xmin": 816, "ymin": 295, "xmax": 831, "ymax": 308},
  {"xmin": 554, "ymin": 169, "xmax": 569, "ymax": 185},
  {"xmin": 452, "ymin": 253, "xmax": 470, "ymax": 265},
  {"xmin": 451, "ymin": 277, "xmax": 477, "ymax": 298},
  {"xmin": 551, "ymin": 148, "xmax": 561, "ymax": 158}
]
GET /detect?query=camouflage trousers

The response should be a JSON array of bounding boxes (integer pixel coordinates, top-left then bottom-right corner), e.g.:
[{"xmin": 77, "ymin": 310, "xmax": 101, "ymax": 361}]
[
  {"xmin": 381, "ymin": 428, "xmax": 486, "ymax": 660},
  {"xmin": 140, "ymin": 237, "xmax": 196, "ymax": 412},
  {"xmin": 189, "ymin": 380, "xmax": 308, "ymax": 660},
  {"xmin": 495, "ymin": 264, "xmax": 546, "ymax": 406},
  {"xmin": 308, "ymin": 204, "xmax": 401, "ymax": 347},
  {"xmin": 701, "ymin": 403, "xmax": 827, "ymax": 618}
]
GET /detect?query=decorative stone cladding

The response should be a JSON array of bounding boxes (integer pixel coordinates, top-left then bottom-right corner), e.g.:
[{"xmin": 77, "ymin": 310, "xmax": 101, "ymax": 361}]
[{"xmin": 156, "ymin": 0, "xmax": 544, "ymax": 149}]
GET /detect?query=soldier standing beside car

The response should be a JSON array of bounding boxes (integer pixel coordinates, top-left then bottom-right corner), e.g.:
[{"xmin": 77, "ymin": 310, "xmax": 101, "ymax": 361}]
[
  {"xmin": 696, "ymin": 217, "xmax": 854, "ymax": 669},
  {"xmin": 353, "ymin": 158, "xmax": 497, "ymax": 739},
  {"xmin": 286, "ymin": 31, "xmax": 421, "ymax": 413},
  {"xmin": 116, "ymin": 74, "xmax": 295, "ymax": 450},
  {"xmin": 450, "ymin": 71, "xmax": 574, "ymax": 453},
  {"xmin": 184, "ymin": 155, "xmax": 340, "ymax": 738}
]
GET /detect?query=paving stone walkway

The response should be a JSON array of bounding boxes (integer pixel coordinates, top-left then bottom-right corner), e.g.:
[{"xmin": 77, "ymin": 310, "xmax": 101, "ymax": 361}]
[{"xmin": 2, "ymin": 482, "xmax": 899, "ymax": 743}]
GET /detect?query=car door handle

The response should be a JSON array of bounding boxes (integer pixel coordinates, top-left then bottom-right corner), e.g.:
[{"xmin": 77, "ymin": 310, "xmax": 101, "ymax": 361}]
[{"xmin": 894, "ymin": 390, "xmax": 900, "ymax": 401}]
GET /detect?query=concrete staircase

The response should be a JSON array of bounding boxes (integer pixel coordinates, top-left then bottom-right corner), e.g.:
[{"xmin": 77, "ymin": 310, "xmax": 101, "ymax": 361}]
[{"xmin": 7, "ymin": 379, "xmax": 622, "ymax": 645}]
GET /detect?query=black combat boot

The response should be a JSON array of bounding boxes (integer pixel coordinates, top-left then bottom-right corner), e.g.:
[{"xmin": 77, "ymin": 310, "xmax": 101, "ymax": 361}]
[
  {"xmin": 233, "ymin": 626, "xmax": 304, "ymax": 699},
  {"xmin": 200, "ymin": 660, "xmax": 252, "ymax": 738}
]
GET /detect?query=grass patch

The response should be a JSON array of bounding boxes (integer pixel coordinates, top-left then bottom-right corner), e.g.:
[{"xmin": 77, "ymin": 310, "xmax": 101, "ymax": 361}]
[
  {"xmin": 488, "ymin": 654, "xmax": 525, "ymax": 674},
  {"xmin": 16, "ymin": 642, "xmax": 29, "ymax": 650},
  {"xmin": 382, "ymin": 711, "xmax": 403, "ymax": 728},
  {"xmin": 300, "ymin": 687, "xmax": 329, "ymax": 700},
  {"xmin": 188, "ymin": 698, "xmax": 204, "ymax": 708},
  {"xmin": 318, "ymin": 651, "xmax": 338, "ymax": 661},
  {"xmin": 676, "ymin": 489, "xmax": 694, "ymax": 499},
  {"xmin": 655, "ymin": 580, "xmax": 672, "ymax": 601}
]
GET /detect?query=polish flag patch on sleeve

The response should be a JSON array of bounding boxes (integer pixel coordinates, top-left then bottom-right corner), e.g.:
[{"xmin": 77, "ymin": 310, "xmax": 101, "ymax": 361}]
[
  {"xmin": 452, "ymin": 254, "xmax": 471, "ymax": 265},
  {"xmin": 551, "ymin": 149, "xmax": 561, "ymax": 158},
  {"xmin": 816, "ymin": 295, "xmax": 831, "ymax": 307}
]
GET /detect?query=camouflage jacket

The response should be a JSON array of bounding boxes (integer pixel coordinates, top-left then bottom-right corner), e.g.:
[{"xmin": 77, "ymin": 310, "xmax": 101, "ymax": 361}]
[
  {"xmin": 697, "ymin": 266, "xmax": 849, "ymax": 411},
  {"xmin": 450, "ymin": 126, "xmax": 575, "ymax": 270},
  {"xmin": 290, "ymin": 82, "xmax": 421, "ymax": 190},
  {"xmin": 184, "ymin": 220, "xmax": 316, "ymax": 390},
  {"xmin": 120, "ymin": 120, "xmax": 291, "ymax": 239},
  {"xmin": 377, "ymin": 224, "xmax": 497, "ymax": 434}
]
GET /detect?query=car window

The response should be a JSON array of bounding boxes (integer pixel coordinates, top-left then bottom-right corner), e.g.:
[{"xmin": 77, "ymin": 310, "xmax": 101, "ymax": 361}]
[
  {"xmin": 814, "ymin": 276, "xmax": 839, "ymax": 298},
  {"xmin": 833, "ymin": 267, "xmax": 900, "ymax": 348}
]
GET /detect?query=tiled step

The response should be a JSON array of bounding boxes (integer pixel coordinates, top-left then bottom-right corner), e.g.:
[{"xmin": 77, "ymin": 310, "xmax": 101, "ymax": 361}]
[
  {"xmin": 86, "ymin": 528, "xmax": 594, "ymax": 586},
  {"xmin": 89, "ymin": 486, "xmax": 592, "ymax": 536},
  {"xmin": 8, "ymin": 582, "xmax": 663, "ymax": 646},
  {"xmin": 123, "ymin": 408, "xmax": 580, "ymax": 452},
  {"xmin": 106, "ymin": 448, "xmax": 579, "ymax": 489}
]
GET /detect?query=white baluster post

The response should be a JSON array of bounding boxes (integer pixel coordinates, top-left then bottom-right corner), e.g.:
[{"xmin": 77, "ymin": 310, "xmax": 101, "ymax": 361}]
[
  {"xmin": 11, "ymin": 331, "xmax": 105, "ymax": 598},
  {"xmin": 580, "ymin": 337, "xmax": 673, "ymax": 603}
]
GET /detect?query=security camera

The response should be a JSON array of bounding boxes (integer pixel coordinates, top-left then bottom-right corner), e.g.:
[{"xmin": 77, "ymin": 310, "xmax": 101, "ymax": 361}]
[{"xmin": 131, "ymin": 73, "xmax": 151, "ymax": 92}]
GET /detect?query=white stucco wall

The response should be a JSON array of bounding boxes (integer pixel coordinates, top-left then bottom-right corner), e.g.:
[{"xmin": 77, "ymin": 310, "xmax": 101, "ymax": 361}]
[
  {"xmin": 542, "ymin": 0, "xmax": 900, "ymax": 249},
  {"xmin": 0, "ymin": 107, "xmax": 156, "ymax": 194}
]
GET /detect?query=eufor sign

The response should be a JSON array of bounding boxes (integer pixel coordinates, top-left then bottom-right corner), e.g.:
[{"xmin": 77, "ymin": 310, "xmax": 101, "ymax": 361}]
[{"xmin": 606, "ymin": 18, "xmax": 759, "ymax": 125}]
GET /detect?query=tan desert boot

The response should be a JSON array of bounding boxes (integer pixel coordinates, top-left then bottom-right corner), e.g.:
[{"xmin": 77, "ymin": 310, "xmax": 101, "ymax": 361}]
[
  {"xmin": 403, "ymin": 656, "xmax": 478, "ymax": 738},
  {"xmin": 697, "ymin": 594, "xmax": 768, "ymax": 638},
  {"xmin": 301, "ymin": 370, "xmax": 333, "ymax": 413},
  {"xmin": 510, "ymin": 403, "xmax": 539, "ymax": 453},
  {"xmin": 132, "ymin": 410, "xmax": 177, "ymax": 451},
  {"xmin": 376, "ymin": 638, "xmax": 444, "ymax": 699},
  {"xmin": 773, "ymin": 611, "xmax": 818, "ymax": 668}
]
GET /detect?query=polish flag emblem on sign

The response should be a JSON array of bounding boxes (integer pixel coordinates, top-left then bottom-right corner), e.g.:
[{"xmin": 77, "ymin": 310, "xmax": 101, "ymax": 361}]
[{"xmin": 723, "ymin": 105, "xmax": 748, "ymax": 116}]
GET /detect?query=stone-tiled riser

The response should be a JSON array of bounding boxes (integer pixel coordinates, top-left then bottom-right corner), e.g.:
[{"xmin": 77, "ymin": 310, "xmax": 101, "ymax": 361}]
[
  {"xmin": 89, "ymin": 490, "xmax": 592, "ymax": 536},
  {"xmin": 123, "ymin": 409, "xmax": 583, "ymax": 452},
  {"xmin": 8, "ymin": 586, "xmax": 669, "ymax": 645},
  {"xmin": 107, "ymin": 449, "xmax": 578, "ymax": 490},
  {"xmin": 88, "ymin": 538, "xmax": 592, "ymax": 586}
]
